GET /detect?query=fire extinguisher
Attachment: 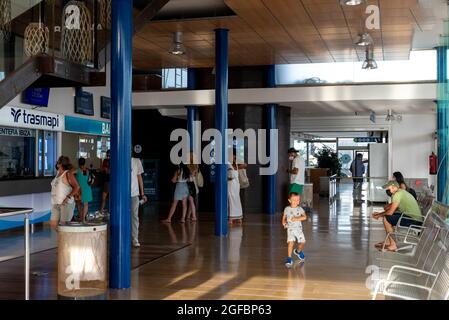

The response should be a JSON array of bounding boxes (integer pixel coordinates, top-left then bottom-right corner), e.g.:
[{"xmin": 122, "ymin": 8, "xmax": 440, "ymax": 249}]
[{"xmin": 429, "ymin": 152, "xmax": 437, "ymax": 175}]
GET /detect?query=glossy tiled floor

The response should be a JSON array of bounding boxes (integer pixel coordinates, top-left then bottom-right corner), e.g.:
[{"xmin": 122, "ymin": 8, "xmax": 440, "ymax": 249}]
[
  {"xmin": 110, "ymin": 183, "xmax": 384, "ymax": 300},
  {"xmin": 0, "ymin": 182, "xmax": 385, "ymax": 300}
]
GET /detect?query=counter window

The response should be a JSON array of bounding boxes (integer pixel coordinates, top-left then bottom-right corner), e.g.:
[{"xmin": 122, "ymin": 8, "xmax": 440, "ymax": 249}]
[{"xmin": 0, "ymin": 127, "xmax": 36, "ymax": 179}]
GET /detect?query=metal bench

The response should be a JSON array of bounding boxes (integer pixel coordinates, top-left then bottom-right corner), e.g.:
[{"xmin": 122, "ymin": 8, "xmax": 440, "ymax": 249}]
[
  {"xmin": 370, "ymin": 211, "xmax": 449, "ymax": 299},
  {"xmin": 372, "ymin": 241, "xmax": 449, "ymax": 300}
]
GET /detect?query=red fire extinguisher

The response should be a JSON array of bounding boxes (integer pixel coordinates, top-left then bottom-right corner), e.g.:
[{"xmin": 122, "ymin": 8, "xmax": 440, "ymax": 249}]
[{"xmin": 429, "ymin": 152, "xmax": 437, "ymax": 175}]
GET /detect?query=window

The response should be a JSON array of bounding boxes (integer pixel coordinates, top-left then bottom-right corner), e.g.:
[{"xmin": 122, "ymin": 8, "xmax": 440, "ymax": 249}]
[
  {"xmin": 293, "ymin": 140, "xmax": 308, "ymax": 162},
  {"xmin": 0, "ymin": 128, "xmax": 35, "ymax": 179},
  {"xmin": 96, "ymin": 136, "xmax": 110, "ymax": 160},
  {"xmin": 78, "ymin": 135, "xmax": 96, "ymax": 160},
  {"xmin": 308, "ymin": 142, "xmax": 337, "ymax": 167},
  {"xmin": 276, "ymin": 50, "xmax": 436, "ymax": 85},
  {"xmin": 162, "ymin": 68, "xmax": 188, "ymax": 89},
  {"xmin": 293, "ymin": 139, "xmax": 337, "ymax": 167},
  {"xmin": 38, "ymin": 131, "xmax": 57, "ymax": 176}
]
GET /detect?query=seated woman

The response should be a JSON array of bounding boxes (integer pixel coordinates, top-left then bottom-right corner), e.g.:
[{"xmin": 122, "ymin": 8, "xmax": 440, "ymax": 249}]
[
  {"xmin": 372, "ymin": 181, "xmax": 423, "ymax": 251},
  {"xmin": 393, "ymin": 171, "xmax": 417, "ymax": 200}
]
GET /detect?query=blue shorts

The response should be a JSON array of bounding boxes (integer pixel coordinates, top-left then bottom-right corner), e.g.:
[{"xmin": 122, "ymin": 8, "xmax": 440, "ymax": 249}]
[{"xmin": 385, "ymin": 213, "xmax": 422, "ymax": 227}]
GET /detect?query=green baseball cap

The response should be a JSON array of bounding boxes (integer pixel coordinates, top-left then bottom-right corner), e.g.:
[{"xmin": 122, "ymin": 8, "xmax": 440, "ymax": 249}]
[{"xmin": 382, "ymin": 180, "xmax": 399, "ymax": 189}]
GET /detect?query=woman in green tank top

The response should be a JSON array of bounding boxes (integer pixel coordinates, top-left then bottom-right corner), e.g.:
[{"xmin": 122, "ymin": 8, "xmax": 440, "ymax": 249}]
[{"xmin": 75, "ymin": 157, "xmax": 93, "ymax": 222}]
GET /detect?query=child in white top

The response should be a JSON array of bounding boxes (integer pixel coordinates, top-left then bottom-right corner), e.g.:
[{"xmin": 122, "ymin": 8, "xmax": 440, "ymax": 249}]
[{"xmin": 282, "ymin": 192, "xmax": 307, "ymax": 267}]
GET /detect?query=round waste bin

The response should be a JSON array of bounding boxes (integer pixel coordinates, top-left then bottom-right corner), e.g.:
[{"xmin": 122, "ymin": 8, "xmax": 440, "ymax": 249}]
[{"xmin": 57, "ymin": 222, "xmax": 108, "ymax": 299}]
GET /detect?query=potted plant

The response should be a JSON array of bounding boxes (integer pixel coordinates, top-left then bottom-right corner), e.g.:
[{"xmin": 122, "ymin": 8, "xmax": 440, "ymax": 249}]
[
  {"xmin": 315, "ymin": 146, "xmax": 341, "ymax": 176},
  {"xmin": 314, "ymin": 147, "xmax": 342, "ymax": 196}
]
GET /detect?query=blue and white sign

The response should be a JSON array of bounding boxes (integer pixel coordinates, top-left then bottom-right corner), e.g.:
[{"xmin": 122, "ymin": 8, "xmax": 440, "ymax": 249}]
[
  {"xmin": 354, "ymin": 137, "xmax": 379, "ymax": 143},
  {"xmin": 65, "ymin": 116, "xmax": 110, "ymax": 136},
  {"xmin": 0, "ymin": 106, "xmax": 64, "ymax": 131},
  {"xmin": 22, "ymin": 87, "xmax": 50, "ymax": 107}
]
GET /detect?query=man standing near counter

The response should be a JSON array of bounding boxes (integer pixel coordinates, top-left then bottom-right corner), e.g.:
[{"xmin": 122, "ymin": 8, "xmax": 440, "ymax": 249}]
[{"xmin": 131, "ymin": 154, "xmax": 147, "ymax": 248}]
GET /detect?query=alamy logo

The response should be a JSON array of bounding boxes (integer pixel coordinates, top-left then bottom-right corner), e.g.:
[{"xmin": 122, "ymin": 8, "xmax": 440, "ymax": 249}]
[
  {"xmin": 170, "ymin": 121, "xmax": 279, "ymax": 175},
  {"xmin": 10, "ymin": 108, "xmax": 21, "ymax": 123},
  {"xmin": 64, "ymin": 5, "xmax": 81, "ymax": 30}
]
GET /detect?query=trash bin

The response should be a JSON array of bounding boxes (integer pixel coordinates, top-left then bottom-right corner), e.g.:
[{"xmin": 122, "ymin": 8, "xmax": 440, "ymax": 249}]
[{"xmin": 57, "ymin": 222, "xmax": 108, "ymax": 299}]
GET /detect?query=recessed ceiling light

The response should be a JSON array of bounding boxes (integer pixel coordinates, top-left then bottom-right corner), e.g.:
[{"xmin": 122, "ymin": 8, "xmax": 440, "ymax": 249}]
[{"xmin": 340, "ymin": 0, "xmax": 367, "ymax": 5}]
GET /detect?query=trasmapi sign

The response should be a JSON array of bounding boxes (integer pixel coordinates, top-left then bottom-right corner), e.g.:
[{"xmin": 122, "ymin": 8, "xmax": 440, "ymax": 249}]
[{"xmin": 0, "ymin": 106, "xmax": 64, "ymax": 131}]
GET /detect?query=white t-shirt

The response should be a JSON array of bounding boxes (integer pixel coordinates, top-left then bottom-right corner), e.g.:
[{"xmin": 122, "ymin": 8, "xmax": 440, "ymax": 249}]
[
  {"xmin": 284, "ymin": 206, "xmax": 305, "ymax": 229},
  {"xmin": 131, "ymin": 157, "xmax": 144, "ymax": 197},
  {"xmin": 290, "ymin": 155, "xmax": 305, "ymax": 185}
]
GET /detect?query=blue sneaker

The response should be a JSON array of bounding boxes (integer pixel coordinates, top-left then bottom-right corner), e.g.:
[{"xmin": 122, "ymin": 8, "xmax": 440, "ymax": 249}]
[
  {"xmin": 294, "ymin": 249, "xmax": 305, "ymax": 260},
  {"xmin": 285, "ymin": 257, "xmax": 293, "ymax": 268},
  {"xmin": 293, "ymin": 249, "xmax": 301, "ymax": 260}
]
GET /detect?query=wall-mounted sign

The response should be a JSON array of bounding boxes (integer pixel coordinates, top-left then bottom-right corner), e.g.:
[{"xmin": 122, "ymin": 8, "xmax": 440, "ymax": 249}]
[
  {"xmin": 0, "ymin": 126, "xmax": 35, "ymax": 137},
  {"xmin": 64, "ymin": 116, "xmax": 110, "ymax": 136},
  {"xmin": 100, "ymin": 96, "xmax": 111, "ymax": 119},
  {"xmin": 75, "ymin": 90, "xmax": 94, "ymax": 116},
  {"xmin": 22, "ymin": 87, "xmax": 50, "ymax": 107},
  {"xmin": 354, "ymin": 137, "xmax": 380, "ymax": 143},
  {"xmin": 0, "ymin": 106, "xmax": 64, "ymax": 131}
]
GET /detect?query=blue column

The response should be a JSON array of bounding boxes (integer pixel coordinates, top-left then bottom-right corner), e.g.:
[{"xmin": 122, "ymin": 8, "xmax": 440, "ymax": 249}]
[
  {"xmin": 109, "ymin": 0, "xmax": 132, "ymax": 289},
  {"xmin": 214, "ymin": 28, "xmax": 229, "ymax": 236},
  {"xmin": 437, "ymin": 46, "xmax": 449, "ymax": 203},
  {"xmin": 187, "ymin": 68, "xmax": 198, "ymax": 152},
  {"xmin": 266, "ymin": 65, "xmax": 277, "ymax": 215}
]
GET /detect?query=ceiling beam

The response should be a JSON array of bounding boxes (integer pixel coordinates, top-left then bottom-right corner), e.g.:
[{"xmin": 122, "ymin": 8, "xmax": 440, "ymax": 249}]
[{"xmin": 134, "ymin": 0, "xmax": 170, "ymax": 34}]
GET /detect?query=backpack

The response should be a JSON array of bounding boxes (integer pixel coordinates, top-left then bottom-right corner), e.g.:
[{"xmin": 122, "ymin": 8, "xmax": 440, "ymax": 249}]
[{"xmin": 407, "ymin": 187, "xmax": 417, "ymax": 200}]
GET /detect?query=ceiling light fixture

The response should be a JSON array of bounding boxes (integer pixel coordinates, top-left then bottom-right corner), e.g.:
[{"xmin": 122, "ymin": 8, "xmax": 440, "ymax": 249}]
[
  {"xmin": 340, "ymin": 0, "xmax": 367, "ymax": 5},
  {"xmin": 385, "ymin": 109, "xmax": 394, "ymax": 122},
  {"xmin": 362, "ymin": 47, "xmax": 378, "ymax": 70},
  {"xmin": 355, "ymin": 32, "xmax": 373, "ymax": 46},
  {"xmin": 385, "ymin": 109, "xmax": 402, "ymax": 122},
  {"xmin": 169, "ymin": 31, "xmax": 185, "ymax": 55}
]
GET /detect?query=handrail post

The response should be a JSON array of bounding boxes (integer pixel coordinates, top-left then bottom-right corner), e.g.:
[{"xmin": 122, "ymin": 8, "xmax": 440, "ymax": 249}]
[{"xmin": 24, "ymin": 213, "xmax": 30, "ymax": 300}]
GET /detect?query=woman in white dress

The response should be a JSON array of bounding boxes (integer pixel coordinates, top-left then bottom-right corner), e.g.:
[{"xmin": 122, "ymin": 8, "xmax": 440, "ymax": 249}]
[{"xmin": 228, "ymin": 154, "xmax": 244, "ymax": 225}]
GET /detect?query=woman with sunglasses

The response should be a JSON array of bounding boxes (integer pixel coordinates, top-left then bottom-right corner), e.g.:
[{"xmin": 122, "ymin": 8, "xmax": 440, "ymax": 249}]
[
  {"xmin": 75, "ymin": 157, "xmax": 93, "ymax": 222},
  {"xmin": 50, "ymin": 156, "xmax": 80, "ymax": 229}
]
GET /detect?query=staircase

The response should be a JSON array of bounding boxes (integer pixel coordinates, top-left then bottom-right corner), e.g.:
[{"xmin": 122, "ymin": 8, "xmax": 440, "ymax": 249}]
[
  {"xmin": 0, "ymin": 0, "xmax": 170, "ymax": 109},
  {"xmin": 0, "ymin": 0, "xmax": 108, "ymax": 109},
  {"xmin": 0, "ymin": 54, "xmax": 106, "ymax": 108}
]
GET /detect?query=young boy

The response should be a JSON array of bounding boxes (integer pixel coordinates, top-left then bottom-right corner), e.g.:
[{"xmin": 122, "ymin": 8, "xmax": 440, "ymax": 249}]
[{"xmin": 282, "ymin": 192, "xmax": 307, "ymax": 268}]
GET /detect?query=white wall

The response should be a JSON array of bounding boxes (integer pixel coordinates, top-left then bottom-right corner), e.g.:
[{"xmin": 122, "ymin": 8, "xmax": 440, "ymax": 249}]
[
  {"xmin": 390, "ymin": 114, "xmax": 437, "ymax": 187},
  {"xmin": 8, "ymin": 64, "xmax": 111, "ymax": 122}
]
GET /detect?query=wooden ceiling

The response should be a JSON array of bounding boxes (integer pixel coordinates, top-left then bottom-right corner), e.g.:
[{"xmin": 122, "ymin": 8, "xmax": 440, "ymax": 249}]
[{"xmin": 133, "ymin": 0, "xmax": 439, "ymax": 70}]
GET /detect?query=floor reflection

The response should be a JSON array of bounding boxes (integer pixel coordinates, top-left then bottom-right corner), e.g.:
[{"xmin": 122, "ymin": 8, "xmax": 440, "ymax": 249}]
[{"xmin": 0, "ymin": 180, "xmax": 382, "ymax": 300}]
